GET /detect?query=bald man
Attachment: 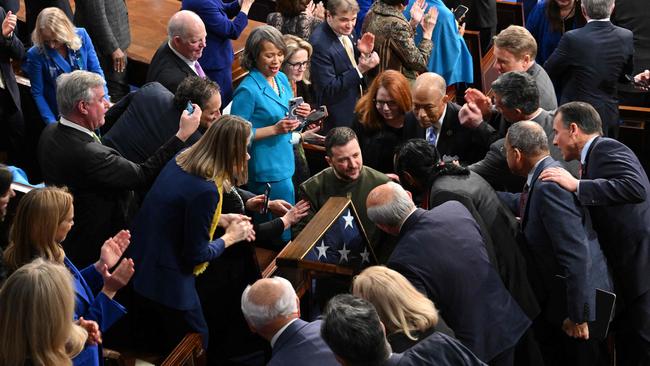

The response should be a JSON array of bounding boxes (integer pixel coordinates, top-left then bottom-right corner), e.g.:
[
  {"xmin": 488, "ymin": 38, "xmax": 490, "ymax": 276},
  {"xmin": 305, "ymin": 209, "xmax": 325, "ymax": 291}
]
[
  {"xmin": 404, "ymin": 73, "xmax": 498, "ymax": 165},
  {"xmin": 146, "ymin": 10, "xmax": 208, "ymax": 93},
  {"xmin": 241, "ymin": 277, "xmax": 338, "ymax": 366},
  {"xmin": 367, "ymin": 182, "xmax": 531, "ymax": 365}
]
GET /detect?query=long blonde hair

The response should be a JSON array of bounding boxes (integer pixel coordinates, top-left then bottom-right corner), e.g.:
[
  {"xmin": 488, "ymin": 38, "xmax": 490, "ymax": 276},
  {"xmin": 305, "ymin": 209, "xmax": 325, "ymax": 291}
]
[
  {"xmin": 282, "ymin": 34, "xmax": 313, "ymax": 84},
  {"xmin": 32, "ymin": 7, "xmax": 82, "ymax": 51},
  {"xmin": 352, "ymin": 266, "xmax": 439, "ymax": 340},
  {"xmin": 176, "ymin": 115, "xmax": 251, "ymax": 190},
  {"xmin": 0, "ymin": 258, "xmax": 87, "ymax": 366},
  {"xmin": 3, "ymin": 187, "xmax": 71, "ymax": 272}
]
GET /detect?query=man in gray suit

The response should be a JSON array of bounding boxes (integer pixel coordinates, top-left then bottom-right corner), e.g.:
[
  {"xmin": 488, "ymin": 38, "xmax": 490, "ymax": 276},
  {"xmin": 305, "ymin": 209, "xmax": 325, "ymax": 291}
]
[
  {"xmin": 74, "ymin": 0, "xmax": 131, "ymax": 102},
  {"xmin": 241, "ymin": 277, "xmax": 338, "ymax": 366}
]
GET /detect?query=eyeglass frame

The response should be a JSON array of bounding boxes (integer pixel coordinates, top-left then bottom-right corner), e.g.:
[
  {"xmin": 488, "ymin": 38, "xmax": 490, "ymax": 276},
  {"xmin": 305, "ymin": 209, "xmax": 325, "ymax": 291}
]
[{"xmin": 286, "ymin": 60, "xmax": 310, "ymax": 69}]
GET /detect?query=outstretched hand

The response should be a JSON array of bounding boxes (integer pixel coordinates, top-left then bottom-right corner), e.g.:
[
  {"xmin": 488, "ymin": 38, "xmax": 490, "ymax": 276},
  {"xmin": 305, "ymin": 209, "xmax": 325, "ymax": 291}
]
[
  {"xmin": 280, "ymin": 200, "xmax": 311, "ymax": 229},
  {"xmin": 101, "ymin": 258, "xmax": 135, "ymax": 299},
  {"xmin": 357, "ymin": 32, "xmax": 375, "ymax": 55},
  {"xmin": 409, "ymin": 0, "xmax": 427, "ymax": 28},
  {"xmin": 77, "ymin": 317, "xmax": 102, "ymax": 345}
]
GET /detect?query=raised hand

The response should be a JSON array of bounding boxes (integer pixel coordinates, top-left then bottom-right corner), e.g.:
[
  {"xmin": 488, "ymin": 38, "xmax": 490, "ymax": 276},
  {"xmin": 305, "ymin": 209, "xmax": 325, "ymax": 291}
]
[
  {"xmin": 358, "ymin": 51, "xmax": 380, "ymax": 74},
  {"xmin": 420, "ymin": 6, "xmax": 438, "ymax": 39},
  {"xmin": 459, "ymin": 102, "xmax": 484, "ymax": 129},
  {"xmin": 280, "ymin": 200, "xmax": 311, "ymax": 228},
  {"xmin": 177, "ymin": 105, "xmax": 202, "ymax": 141},
  {"xmin": 97, "ymin": 229, "xmax": 131, "ymax": 270},
  {"xmin": 357, "ymin": 32, "xmax": 375, "ymax": 55},
  {"xmin": 464, "ymin": 88, "xmax": 492, "ymax": 119},
  {"xmin": 409, "ymin": 0, "xmax": 427, "ymax": 28},
  {"xmin": 2, "ymin": 11, "xmax": 17, "ymax": 38},
  {"xmin": 101, "ymin": 258, "xmax": 135, "ymax": 299}
]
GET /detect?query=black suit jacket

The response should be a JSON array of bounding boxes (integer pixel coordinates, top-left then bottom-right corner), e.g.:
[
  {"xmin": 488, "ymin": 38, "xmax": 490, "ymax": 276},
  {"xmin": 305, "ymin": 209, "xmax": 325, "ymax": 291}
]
[
  {"xmin": 403, "ymin": 103, "xmax": 498, "ymax": 165},
  {"xmin": 429, "ymin": 171, "xmax": 540, "ymax": 320},
  {"xmin": 38, "ymin": 122, "xmax": 186, "ymax": 267},
  {"xmin": 388, "ymin": 204, "xmax": 531, "ymax": 362},
  {"xmin": 613, "ymin": 0, "xmax": 650, "ymax": 75},
  {"xmin": 0, "ymin": 8, "xmax": 23, "ymax": 111},
  {"xmin": 309, "ymin": 22, "xmax": 363, "ymax": 131},
  {"xmin": 385, "ymin": 331, "xmax": 487, "ymax": 366},
  {"xmin": 578, "ymin": 137, "xmax": 650, "ymax": 301},
  {"xmin": 470, "ymin": 109, "xmax": 579, "ymax": 192},
  {"xmin": 544, "ymin": 21, "xmax": 634, "ymax": 131},
  {"xmin": 146, "ymin": 42, "xmax": 196, "ymax": 93},
  {"xmin": 102, "ymin": 82, "xmax": 201, "ymax": 163}
]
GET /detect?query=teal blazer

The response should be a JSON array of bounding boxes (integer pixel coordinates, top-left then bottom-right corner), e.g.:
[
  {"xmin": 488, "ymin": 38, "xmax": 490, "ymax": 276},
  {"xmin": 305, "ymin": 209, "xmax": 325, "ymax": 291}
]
[{"xmin": 231, "ymin": 69, "xmax": 295, "ymax": 182}]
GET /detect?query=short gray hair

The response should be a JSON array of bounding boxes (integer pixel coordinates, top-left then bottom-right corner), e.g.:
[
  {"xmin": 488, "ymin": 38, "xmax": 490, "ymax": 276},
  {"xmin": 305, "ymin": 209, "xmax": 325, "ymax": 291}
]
[
  {"xmin": 506, "ymin": 121, "xmax": 549, "ymax": 155},
  {"xmin": 367, "ymin": 182, "xmax": 415, "ymax": 227},
  {"xmin": 56, "ymin": 71, "xmax": 105, "ymax": 117},
  {"xmin": 581, "ymin": 0, "xmax": 614, "ymax": 19},
  {"xmin": 241, "ymin": 25, "xmax": 287, "ymax": 71},
  {"xmin": 492, "ymin": 71, "xmax": 539, "ymax": 114},
  {"xmin": 167, "ymin": 10, "xmax": 202, "ymax": 39},
  {"xmin": 241, "ymin": 276, "xmax": 298, "ymax": 330}
]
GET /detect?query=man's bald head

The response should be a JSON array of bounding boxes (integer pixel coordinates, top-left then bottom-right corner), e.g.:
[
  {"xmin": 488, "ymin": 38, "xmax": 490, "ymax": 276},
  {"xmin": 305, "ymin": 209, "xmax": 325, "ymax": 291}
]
[
  {"xmin": 241, "ymin": 277, "xmax": 299, "ymax": 332},
  {"xmin": 412, "ymin": 73, "xmax": 448, "ymax": 128},
  {"xmin": 168, "ymin": 10, "xmax": 203, "ymax": 39},
  {"xmin": 367, "ymin": 182, "xmax": 416, "ymax": 231}
]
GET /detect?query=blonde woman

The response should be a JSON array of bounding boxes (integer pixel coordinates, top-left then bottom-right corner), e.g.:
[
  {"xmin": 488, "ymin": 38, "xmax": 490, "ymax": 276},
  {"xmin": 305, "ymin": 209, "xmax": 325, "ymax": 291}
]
[
  {"xmin": 3, "ymin": 187, "xmax": 134, "ymax": 366},
  {"xmin": 0, "ymin": 258, "xmax": 88, "ymax": 366},
  {"xmin": 22, "ymin": 7, "xmax": 106, "ymax": 124},
  {"xmin": 352, "ymin": 265, "xmax": 442, "ymax": 352}
]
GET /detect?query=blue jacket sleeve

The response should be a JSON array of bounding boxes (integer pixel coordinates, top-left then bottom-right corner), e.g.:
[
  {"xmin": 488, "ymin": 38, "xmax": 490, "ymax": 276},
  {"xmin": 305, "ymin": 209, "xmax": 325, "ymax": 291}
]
[
  {"xmin": 198, "ymin": 1, "xmax": 248, "ymax": 39},
  {"xmin": 182, "ymin": 188, "xmax": 226, "ymax": 265},
  {"xmin": 538, "ymin": 182, "xmax": 595, "ymax": 322},
  {"xmin": 78, "ymin": 28, "xmax": 109, "ymax": 99},
  {"xmin": 76, "ymin": 264, "xmax": 127, "ymax": 331},
  {"xmin": 23, "ymin": 50, "xmax": 58, "ymax": 124}
]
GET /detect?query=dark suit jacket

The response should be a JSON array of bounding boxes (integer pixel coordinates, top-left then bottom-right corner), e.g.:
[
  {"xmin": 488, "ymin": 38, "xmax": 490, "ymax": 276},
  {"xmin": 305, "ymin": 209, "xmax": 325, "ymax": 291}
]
[
  {"xmin": 25, "ymin": 0, "xmax": 73, "ymax": 38},
  {"xmin": 102, "ymin": 82, "xmax": 201, "ymax": 163},
  {"xmin": 385, "ymin": 331, "xmax": 487, "ymax": 366},
  {"xmin": 0, "ymin": 7, "xmax": 23, "ymax": 111},
  {"xmin": 146, "ymin": 42, "xmax": 196, "ymax": 93},
  {"xmin": 578, "ymin": 137, "xmax": 650, "ymax": 302},
  {"xmin": 429, "ymin": 171, "xmax": 540, "ymax": 320},
  {"xmin": 269, "ymin": 319, "xmax": 338, "ymax": 366},
  {"xmin": 544, "ymin": 21, "xmax": 634, "ymax": 131},
  {"xmin": 309, "ymin": 22, "xmax": 363, "ymax": 131},
  {"xmin": 613, "ymin": 0, "xmax": 650, "ymax": 75},
  {"xmin": 500, "ymin": 157, "xmax": 612, "ymax": 325},
  {"xmin": 388, "ymin": 204, "xmax": 531, "ymax": 362},
  {"xmin": 0, "ymin": 0, "xmax": 18, "ymax": 13},
  {"xmin": 470, "ymin": 109, "xmax": 580, "ymax": 192},
  {"xmin": 38, "ymin": 122, "xmax": 185, "ymax": 267},
  {"xmin": 403, "ymin": 102, "xmax": 498, "ymax": 165},
  {"xmin": 74, "ymin": 0, "xmax": 131, "ymax": 56}
]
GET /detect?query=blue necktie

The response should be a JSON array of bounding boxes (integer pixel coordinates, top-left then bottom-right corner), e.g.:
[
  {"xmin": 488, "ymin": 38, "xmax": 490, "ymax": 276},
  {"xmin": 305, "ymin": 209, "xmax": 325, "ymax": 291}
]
[{"xmin": 427, "ymin": 126, "xmax": 438, "ymax": 146}]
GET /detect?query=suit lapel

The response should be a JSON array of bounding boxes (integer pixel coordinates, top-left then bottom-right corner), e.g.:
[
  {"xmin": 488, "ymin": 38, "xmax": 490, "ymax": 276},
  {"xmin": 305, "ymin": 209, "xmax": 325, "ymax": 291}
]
[
  {"xmin": 250, "ymin": 69, "xmax": 288, "ymax": 111},
  {"xmin": 522, "ymin": 156, "xmax": 554, "ymax": 228},
  {"xmin": 165, "ymin": 43, "xmax": 195, "ymax": 77},
  {"xmin": 325, "ymin": 24, "xmax": 354, "ymax": 70},
  {"xmin": 64, "ymin": 257, "xmax": 94, "ymax": 305},
  {"xmin": 582, "ymin": 136, "xmax": 600, "ymax": 178},
  {"xmin": 46, "ymin": 47, "xmax": 73, "ymax": 73}
]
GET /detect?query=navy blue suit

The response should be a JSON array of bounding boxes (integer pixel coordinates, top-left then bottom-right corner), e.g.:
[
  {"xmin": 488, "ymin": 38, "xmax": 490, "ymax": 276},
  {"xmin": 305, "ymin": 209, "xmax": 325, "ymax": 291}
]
[
  {"xmin": 269, "ymin": 319, "xmax": 338, "ymax": 366},
  {"xmin": 501, "ymin": 157, "xmax": 612, "ymax": 324},
  {"xmin": 130, "ymin": 159, "xmax": 227, "ymax": 349},
  {"xmin": 544, "ymin": 21, "xmax": 634, "ymax": 134},
  {"xmin": 385, "ymin": 332, "xmax": 487, "ymax": 366},
  {"xmin": 577, "ymin": 137, "xmax": 650, "ymax": 364},
  {"xmin": 182, "ymin": 0, "xmax": 247, "ymax": 105},
  {"xmin": 65, "ymin": 258, "xmax": 127, "ymax": 366},
  {"xmin": 387, "ymin": 203, "xmax": 531, "ymax": 363},
  {"xmin": 309, "ymin": 22, "xmax": 363, "ymax": 131}
]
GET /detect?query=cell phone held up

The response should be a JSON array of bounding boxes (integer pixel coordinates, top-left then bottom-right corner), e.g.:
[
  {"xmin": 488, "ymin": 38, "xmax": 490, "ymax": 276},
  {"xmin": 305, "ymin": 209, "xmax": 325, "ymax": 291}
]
[
  {"xmin": 261, "ymin": 183, "xmax": 272, "ymax": 215},
  {"xmin": 453, "ymin": 5, "xmax": 469, "ymax": 21},
  {"xmin": 288, "ymin": 97, "xmax": 305, "ymax": 122},
  {"xmin": 186, "ymin": 101, "xmax": 194, "ymax": 115}
]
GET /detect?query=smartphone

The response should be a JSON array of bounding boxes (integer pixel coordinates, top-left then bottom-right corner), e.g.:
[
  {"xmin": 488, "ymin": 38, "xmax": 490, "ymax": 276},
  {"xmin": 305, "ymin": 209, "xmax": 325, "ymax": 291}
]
[
  {"xmin": 453, "ymin": 5, "xmax": 469, "ymax": 21},
  {"xmin": 288, "ymin": 97, "xmax": 304, "ymax": 122},
  {"xmin": 186, "ymin": 101, "xmax": 194, "ymax": 115},
  {"xmin": 299, "ymin": 105, "xmax": 329, "ymax": 131},
  {"xmin": 261, "ymin": 183, "xmax": 272, "ymax": 215}
]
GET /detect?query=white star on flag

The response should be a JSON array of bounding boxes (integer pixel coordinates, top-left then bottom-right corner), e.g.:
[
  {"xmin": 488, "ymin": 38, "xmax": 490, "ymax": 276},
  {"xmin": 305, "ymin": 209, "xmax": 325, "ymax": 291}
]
[
  {"xmin": 316, "ymin": 241, "xmax": 329, "ymax": 260},
  {"xmin": 360, "ymin": 247, "xmax": 370, "ymax": 263},
  {"xmin": 342, "ymin": 209, "xmax": 355, "ymax": 229},
  {"xmin": 338, "ymin": 243, "xmax": 351, "ymax": 263}
]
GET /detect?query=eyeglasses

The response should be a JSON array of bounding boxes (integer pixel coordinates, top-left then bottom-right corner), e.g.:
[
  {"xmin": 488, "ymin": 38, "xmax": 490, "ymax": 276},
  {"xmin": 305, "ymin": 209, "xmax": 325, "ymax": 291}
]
[
  {"xmin": 287, "ymin": 61, "xmax": 309, "ymax": 69},
  {"xmin": 374, "ymin": 99, "xmax": 398, "ymax": 108}
]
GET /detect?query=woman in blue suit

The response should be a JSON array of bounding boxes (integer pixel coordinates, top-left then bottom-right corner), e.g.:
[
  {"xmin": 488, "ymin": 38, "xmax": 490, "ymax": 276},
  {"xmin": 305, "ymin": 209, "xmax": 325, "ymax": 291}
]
[
  {"xmin": 2, "ymin": 187, "xmax": 134, "ymax": 366},
  {"xmin": 23, "ymin": 7, "xmax": 107, "ymax": 124},
  {"xmin": 231, "ymin": 26, "xmax": 310, "ymax": 243}
]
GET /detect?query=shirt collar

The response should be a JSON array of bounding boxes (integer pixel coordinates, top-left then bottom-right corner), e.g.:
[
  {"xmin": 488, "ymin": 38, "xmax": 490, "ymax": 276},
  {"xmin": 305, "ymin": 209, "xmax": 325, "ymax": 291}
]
[
  {"xmin": 526, "ymin": 155, "xmax": 550, "ymax": 187},
  {"xmin": 168, "ymin": 40, "xmax": 199, "ymax": 75},
  {"xmin": 587, "ymin": 18, "xmax": 610, "ymax": 23},
  {"xmin": 270, "ymin": 318, "xmax": 299, "ymax": 348},
  {"xmin": 59, "ymin": 116, "xmax": 95, "ymax": 138},
  {"xmin": 580, "ymin": 135, "xmax": 598, "ymax": 165}
]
